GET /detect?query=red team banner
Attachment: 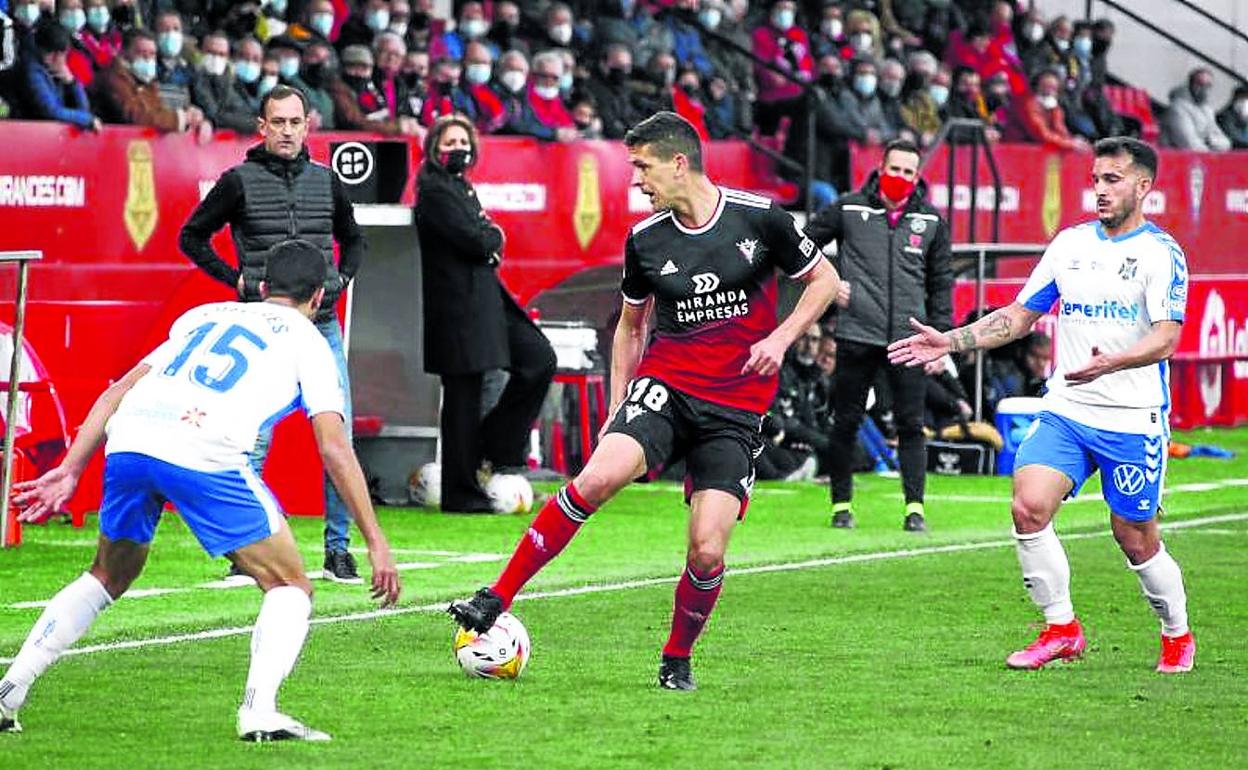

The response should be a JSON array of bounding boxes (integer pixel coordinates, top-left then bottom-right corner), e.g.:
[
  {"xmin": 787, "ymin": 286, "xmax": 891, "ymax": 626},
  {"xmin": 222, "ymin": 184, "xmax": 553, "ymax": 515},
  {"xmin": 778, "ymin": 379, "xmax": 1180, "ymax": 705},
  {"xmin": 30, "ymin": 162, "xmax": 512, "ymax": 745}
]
[{"xmin": 0, "ymin": 123, "xmax": 1243, "ymax": 516}]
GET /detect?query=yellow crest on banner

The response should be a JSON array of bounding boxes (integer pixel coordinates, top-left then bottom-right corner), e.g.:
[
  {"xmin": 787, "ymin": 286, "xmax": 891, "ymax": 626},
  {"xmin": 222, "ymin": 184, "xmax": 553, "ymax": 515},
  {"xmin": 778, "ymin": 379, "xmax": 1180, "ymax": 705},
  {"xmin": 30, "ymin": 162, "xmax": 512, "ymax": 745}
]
[
  {"xmin": 573, "ymin": 154, "xmax": 601, "ymax": 250},
  {"xmin": 1041, "ymin": 154, "xmax": 1061, "ymax": 239},
  {"xmin": 124, "ymin": 140, "xmax": 158, "ymax": 251}
]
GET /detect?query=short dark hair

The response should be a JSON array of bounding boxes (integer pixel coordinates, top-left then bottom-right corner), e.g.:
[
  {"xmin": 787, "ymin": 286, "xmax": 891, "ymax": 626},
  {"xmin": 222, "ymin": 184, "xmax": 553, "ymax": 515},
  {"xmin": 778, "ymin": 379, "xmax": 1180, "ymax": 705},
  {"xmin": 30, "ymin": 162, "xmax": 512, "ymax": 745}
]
[
  {"xmin": 260, "ymin": 84, "xmax": 310, "ymax": 118},
  {"xmin": 123, "ymin": 27, "xmax": 156, "ymax": 53},
  {"xmin": 1094, "ymin": 136, "xmax": 1158, "ymax": 179},
  {"xmin": 624, "ymin": 111, "xmax": 703, "ymax": 172},
  {"xmin": 34, "ymin": 20, "xmax": 72, "ymax": 54},
  {"xmin": 882, "ymin": 138, "xmax": 920, "ymax": 164},
  {"xmin": 265, "ymin": 240, "xmax": 327, "ymax": 303}
]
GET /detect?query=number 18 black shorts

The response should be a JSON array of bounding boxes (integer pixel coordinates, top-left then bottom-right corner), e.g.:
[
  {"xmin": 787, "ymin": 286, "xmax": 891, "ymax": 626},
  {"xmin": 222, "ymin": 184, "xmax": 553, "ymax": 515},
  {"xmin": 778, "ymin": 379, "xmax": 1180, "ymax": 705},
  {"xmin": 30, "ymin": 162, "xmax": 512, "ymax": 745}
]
[{"xmin": 605, "ymin": 375, "xmax": 764, "ymax": 508}]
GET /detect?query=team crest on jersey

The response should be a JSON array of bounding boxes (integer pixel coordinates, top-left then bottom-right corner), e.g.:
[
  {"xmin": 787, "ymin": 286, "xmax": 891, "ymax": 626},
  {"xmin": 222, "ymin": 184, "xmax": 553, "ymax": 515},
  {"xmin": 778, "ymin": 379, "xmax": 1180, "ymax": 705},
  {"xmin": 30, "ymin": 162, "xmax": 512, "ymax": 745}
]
[
  {"xmin": 1118, "ymin": 256, "xmax": 1138, "ymax": 280},
  {"xmin": 736, "ymin": 238, "xmax": 759, "ymax": 264},
  {"xmin": 909, "ymin": 233, "xmax": 922, "ymax": 248},
  {"xmin": 909, "ymin": 218, "xmax": 927, "ymax": 233}
]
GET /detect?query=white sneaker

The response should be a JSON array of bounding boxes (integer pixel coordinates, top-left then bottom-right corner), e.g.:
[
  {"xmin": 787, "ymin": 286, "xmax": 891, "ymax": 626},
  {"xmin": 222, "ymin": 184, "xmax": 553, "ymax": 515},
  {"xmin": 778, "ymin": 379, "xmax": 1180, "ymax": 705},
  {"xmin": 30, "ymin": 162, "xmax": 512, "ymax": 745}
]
[
  {"xmin": 237, "ymin": 710, "xmax": 331, "ymax": 742},
  {"xmin": 0, "ymin": 703, "xmax": 20, "ymax": 734}
]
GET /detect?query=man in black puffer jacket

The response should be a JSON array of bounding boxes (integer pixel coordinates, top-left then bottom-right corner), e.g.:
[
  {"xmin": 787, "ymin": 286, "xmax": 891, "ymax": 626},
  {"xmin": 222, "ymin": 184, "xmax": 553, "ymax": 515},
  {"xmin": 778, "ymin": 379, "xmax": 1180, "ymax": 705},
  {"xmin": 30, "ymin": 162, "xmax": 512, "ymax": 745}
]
[
  {"xmin": 805, "ymin": 138, "xmax": 952, "ymax": 532},
  {"xmin": 179, "ymin": 84, "xmax": 368, "ymax": 583}
]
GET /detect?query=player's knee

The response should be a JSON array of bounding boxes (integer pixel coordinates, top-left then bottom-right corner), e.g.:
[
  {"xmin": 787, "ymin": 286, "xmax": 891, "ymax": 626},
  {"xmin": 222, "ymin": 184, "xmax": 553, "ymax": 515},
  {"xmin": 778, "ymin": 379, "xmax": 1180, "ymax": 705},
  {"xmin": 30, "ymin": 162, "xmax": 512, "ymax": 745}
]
[
  {"xmin": 686, "ymin": 543, "xmax": 725, "ymax": 575},
  {"xmin": 1112, "ymin": 527, "xmax": 1159, "ymax": 565},
  {"xmin": 573, "ymin": 467, "xmax": 626, "ymax": 506},
  {"xmin": 1011, "ymin": 492, "xmax": 1055, "ymax": 533}
]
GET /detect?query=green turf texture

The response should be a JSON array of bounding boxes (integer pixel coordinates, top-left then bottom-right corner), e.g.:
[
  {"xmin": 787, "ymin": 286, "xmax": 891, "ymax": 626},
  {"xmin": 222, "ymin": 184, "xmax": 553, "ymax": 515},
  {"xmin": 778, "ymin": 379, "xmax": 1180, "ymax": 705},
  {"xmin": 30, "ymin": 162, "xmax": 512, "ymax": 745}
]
[{"xmin": 1, "ymin": 427, "xmax": 1246, "ymax": 768}]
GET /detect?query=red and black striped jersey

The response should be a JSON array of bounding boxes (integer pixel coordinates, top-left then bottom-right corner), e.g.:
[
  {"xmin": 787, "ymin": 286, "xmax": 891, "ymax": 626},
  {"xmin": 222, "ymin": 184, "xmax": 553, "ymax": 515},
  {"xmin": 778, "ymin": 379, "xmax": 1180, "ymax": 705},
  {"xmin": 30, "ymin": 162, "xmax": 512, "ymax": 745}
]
[{"xmin": 622, "ymin": 186, "xmax": 822, "ymax": 414}]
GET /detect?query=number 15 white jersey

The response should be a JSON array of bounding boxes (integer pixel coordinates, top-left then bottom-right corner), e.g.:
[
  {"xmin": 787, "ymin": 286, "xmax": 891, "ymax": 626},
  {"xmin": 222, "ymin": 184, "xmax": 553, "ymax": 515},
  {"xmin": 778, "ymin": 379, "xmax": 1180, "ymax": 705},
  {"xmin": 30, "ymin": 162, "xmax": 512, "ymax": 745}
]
[
  {"xmin": 1016, "ymin": 220, "xmax": 1188, "ymax": 434},
  {"xmin": 105, "ymin": 302, "xmax": 345, "ymax": 471}
]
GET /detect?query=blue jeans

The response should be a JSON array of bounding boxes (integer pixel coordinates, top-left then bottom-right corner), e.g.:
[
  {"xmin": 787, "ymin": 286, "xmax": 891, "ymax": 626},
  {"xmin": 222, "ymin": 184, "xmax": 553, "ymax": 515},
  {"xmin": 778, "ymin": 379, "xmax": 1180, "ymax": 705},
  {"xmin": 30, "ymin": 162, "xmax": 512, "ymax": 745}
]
[{"xmin": 249, "ymin": 317, "xmax": 353, "ymax": 553}]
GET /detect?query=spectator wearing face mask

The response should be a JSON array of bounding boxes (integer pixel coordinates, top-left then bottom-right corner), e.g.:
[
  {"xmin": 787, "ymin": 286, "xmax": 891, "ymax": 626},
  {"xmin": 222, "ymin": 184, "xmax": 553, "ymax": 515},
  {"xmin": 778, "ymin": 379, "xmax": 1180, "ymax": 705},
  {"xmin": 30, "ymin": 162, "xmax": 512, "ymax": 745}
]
[
  {"xmin": 645, "ymin": 0, "xmax": 712, "ymax": 80},
  {"xmin": 900, "ymin": 63, "xmax": 948, "ymax": 148},
  {"xmin": 811, "ymin": 2, "xmax": 844, "ymax": 59},
  {"xmin": 76, "ymin": 0, "xmax": 119, "ymax": 72},
  {"xmin": 335, "ymin": 0, "xmax": 389, "ymax": 54},
  {"xmin": 298, "ymin": 39, "xmax": 337, "ymax": 129},
  {"xmin": 400, "ymin": 47, "xmax": 428, "ymax": 117},
  {"xmin": 190, "ymin": 30, "xmax": 257, "ymax": 133},
  {"xmin": 583, "ymin": 42, "xmax": 643, "ymax": 139},
  {"xmin": 509, "ymin": 49, "xmax": 577, "ymax": 141},
  {"xmin": 751, "ymin": 0, "xmax": 813, "ymax": 135},
  {"xmin": 877, "ymin": 0, "xmax": 923, "ymax": 51},
  {"xmin": 370, "ymin": 30, "xmax": 412, "ymax": 120},
  {"xmin": 289, "ymin": 0, "xmax": 338, "ymax": 45},
  {"xmin": 702, "ymin": 73, "xmax": 741, "ymax": 139},
  {"xmin": 877, "ymin": 57, "xmax": 906, "ymax": 137},
  {"xmin": 670, "ymin": 66, "xmax": 710, "ymax": 139},
  {"xmin": 420, "ymin": 55, "xmax": 474, "ymax": 126},
  {"xmin": 230, "ymin": 36, "xmax": 265, "ymax": 110},
  {"xmin": 702, "ymin": 0, "xmax": 754, "ymax": 126},
  {"xmin": 18, "ymin": 18, "xmax": 98, "ymax": 128},
  {"xmin": 782, "ymin": 52, "xmax": 855, "ymax": 209},
  {"xmin": 257, "ymin": 0, "xmax": 291, "ymax": 41},
  {"xmin": 1013, "ymin": 6, "xmax": 1047, "ymax": 62},
  {"xmin": 460, "ymin": 40, "xmax": 506, "ymax": 133},
  {"xmin": 839, "ymin": 9, "xmax": 882, "ymax": 64},
  {"xmin": 330, "ymin": 42, "xmax": 422, "ymax": 136},
  {"xmin": 569, "ymin": 92, "xmax": 602, "ymax": 138},
  {"xmin": 945, "ymin": 65, "xmax": 999, "ymax": 143},
  {"xmin": 96, "ymin": 27, "xmax": 207, "ymax": 134},
  {"xmin": 9, "ymin": 0, "xmax": 43, "ymax": 56},
  {"xmin": 486, "ymin": 0, "xmax": 526, "ymax": 56},
  {"xmin": 1163, "ymin": 68, "xmax": 1231, "ymax": 151},
  {"xmin": 531, "ymin": 2, "xmax": 584, "ymax": 58},
  {"xmin": 152, "ymin": 8, "xmax": 194, "ymax": 117},
  {"xmin": 443, "ymin": 0, "xmax": 489, "ymax": 62},
  {"xmin": 1022, "ymin": 15, "xmax": 1078, "ymax": 87},
  {"xmin": 1216, "ymin": 84, "xmax": 1248, "ymax": 149},
  {"xmin": 839, "ymin": 57, "xmax": 895, "ymax": 146},
  {"xmin": 1006, "ymin": 68, "xmax": 1087, "ymax": 151}
]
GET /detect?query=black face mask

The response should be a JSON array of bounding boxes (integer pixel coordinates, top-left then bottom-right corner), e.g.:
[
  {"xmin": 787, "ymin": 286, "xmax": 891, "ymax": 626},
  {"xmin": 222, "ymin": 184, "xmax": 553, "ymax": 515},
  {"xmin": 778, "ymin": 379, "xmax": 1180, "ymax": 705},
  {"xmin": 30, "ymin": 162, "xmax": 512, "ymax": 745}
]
[
  {"xmin": 1092, "ymin": 37, "xmax": 1111, "ymax": 56},
  {"xmin": 343, "ymin": 73, "xmax": 370, "ymax": 90},
  {"xmin": 405, "ymin": 73, "xmax": 426, "ymax": 93},
  {"xmin": 435, "ymin": 79, "xmax": 454, "ymax": 95},
  {"xmin": 440, "ymin": 149, "xmax": 471, "ymax": 174},
  {"xmin": 303, "ymin": 61, "xmax": 335, "ymax": 86},
  {"xmin": 411, "ymin": 11, "xmax": 430, "ymax": 29},
  {"xmin": 607, "ymin": 67, "xmax": 629, "ymax": 86},
  {"xmin": 227, "ymin": 11, "xmax": 259, "ymax": 38},
  {"xmin": 818, "ymin": 74, "xmax": 841, "ymax": 90},
  {"xmin": 679, "ymin": 82, "xmax": 698, "ymax": 97},
  {"xmin": 113, "ymin": 5, "xmax": 134, "ymax": 25}
]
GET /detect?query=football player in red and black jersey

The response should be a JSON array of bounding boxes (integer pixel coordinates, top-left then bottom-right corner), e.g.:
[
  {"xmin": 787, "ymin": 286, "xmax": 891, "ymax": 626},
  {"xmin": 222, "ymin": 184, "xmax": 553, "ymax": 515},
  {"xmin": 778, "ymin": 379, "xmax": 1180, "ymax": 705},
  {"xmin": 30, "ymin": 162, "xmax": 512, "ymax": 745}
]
[{"xmin": 450, "ymin": 112, "xmax": 840, "ymax": 690}]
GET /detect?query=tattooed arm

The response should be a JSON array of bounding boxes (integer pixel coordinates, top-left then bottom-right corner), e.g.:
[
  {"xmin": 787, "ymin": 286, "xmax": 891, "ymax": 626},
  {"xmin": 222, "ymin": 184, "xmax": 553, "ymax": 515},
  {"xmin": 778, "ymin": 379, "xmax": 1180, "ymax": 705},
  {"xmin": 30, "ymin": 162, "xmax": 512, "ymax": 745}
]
[{"xmin": 888, "ymin": 303, "xmax": 1043, "ymax": 366}]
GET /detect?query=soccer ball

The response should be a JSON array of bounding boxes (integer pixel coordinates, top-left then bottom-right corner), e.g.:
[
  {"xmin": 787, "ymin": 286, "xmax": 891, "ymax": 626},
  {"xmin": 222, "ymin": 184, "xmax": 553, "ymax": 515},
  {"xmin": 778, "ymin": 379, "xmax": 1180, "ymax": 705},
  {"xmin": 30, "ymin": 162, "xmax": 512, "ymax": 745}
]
[
  {"xmin": 453, "ymin": 612, "xmax": 531, "ymax": 679},
  {"xmin": 485, "ymin": 473, "xmax": 534, "ymax": 514},
  {"xmin": 408, "ymin": 462, "xmax": 441, "ymax": 508}
]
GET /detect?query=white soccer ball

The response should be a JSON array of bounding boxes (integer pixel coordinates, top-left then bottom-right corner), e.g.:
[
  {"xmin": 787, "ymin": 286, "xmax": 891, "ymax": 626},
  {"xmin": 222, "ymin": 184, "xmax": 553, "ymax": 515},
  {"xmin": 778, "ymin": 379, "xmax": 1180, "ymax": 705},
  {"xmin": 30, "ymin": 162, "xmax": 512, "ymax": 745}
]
[
  {"xmin": 453, "ymin": 612, "xmax": 531, "ymax": 679},
  {"xmin": 485, "ymin": 473, "xmax": 534, "ymax": 514},
  {"xmin": 408, "ymin": 462, "xmax": 441, "ymax": 508}
]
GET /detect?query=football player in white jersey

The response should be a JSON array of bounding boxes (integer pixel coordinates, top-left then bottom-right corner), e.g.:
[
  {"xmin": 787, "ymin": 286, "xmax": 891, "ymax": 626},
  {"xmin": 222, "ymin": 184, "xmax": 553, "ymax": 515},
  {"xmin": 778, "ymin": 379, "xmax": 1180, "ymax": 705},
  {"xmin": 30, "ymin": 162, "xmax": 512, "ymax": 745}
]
[
  {"xmin": 0, "ymin": 241, "xmax": 401, "ymax": 741},
  {"xmin": 887, "ymin": 137, "xmax": 1195, "ymax": 674}
]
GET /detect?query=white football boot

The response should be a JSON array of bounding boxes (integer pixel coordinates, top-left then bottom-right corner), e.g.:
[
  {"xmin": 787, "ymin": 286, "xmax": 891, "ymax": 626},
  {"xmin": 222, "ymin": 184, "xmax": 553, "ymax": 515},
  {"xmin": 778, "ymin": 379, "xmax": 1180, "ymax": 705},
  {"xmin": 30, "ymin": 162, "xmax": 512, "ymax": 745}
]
[{"xmin": 237, "ymin": 710, "xmax": 331, "ymax": 742}]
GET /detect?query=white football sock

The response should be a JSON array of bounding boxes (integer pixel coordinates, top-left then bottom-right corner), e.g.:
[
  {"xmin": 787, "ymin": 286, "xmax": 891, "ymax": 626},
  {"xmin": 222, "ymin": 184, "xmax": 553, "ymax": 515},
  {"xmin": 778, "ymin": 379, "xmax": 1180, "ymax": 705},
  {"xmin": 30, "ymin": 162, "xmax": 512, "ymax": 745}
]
[
  {"xmin": 1129, "ymin": 542, "xmax": 1189, "ymax": 637},
  {"xmin": 1014, "ymin": 524, "xmax": 1075, "ymax": 625},
  {"xmin": 0, "ymin": 572, "xmax": 113, "ymax": 712},
  {"xmin": 241, "ymin": 586, "xmax": 311, "ymax": 715}
]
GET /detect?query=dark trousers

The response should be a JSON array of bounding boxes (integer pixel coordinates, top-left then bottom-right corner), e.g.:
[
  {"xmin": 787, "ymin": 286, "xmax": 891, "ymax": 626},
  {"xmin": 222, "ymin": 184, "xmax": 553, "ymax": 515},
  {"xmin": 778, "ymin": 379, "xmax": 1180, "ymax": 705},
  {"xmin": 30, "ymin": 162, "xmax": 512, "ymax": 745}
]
[
  {"xmin": 439, "ymin": 305, "xmax": 556, "ymax": 509},
  {"xmin": 827, "ymin": 339, "xmax": 927, "ymax": 506}
]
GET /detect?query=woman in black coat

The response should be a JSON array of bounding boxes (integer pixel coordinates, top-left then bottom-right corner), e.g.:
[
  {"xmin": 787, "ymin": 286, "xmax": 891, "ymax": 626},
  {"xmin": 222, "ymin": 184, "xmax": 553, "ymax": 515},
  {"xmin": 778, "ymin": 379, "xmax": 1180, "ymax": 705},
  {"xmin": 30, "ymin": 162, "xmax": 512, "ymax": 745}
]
[{"xmin": 415, "ymin": 114, "xmax": 557, "ymax": 512}]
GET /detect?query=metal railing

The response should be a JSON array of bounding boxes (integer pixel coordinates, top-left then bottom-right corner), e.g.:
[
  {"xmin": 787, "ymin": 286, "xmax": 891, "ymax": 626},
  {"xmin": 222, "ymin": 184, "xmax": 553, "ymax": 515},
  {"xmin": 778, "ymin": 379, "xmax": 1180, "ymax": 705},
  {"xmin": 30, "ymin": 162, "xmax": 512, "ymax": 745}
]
[
  {"xmin": 922, "ymin": 118, "xmax": 1004, "ymax": 246},
  {"xmin": 1, "ymin": 250, "xmax": 42, "ymax": 549}
]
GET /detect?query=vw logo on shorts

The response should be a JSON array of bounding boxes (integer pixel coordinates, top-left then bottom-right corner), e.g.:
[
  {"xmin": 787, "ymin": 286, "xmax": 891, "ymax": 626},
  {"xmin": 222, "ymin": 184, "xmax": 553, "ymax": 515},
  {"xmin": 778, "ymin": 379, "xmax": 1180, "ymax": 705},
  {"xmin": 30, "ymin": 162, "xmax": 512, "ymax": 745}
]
[
  {"xmin": 1112, "ymin": 464, "xmax": 1146, "ymax": 496},
  {"xmin": 331, "ymin": 142, "xmax": 374, "ymax": 186}
]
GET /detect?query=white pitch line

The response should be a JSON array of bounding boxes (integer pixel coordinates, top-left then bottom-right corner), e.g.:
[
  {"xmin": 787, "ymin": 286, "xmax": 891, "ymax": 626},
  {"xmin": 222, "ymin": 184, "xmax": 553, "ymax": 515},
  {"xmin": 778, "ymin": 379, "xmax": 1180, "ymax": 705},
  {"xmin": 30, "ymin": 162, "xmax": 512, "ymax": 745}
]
[{"xmin": 3, "ymin": 511, "xmax": 1243, "ymax": 665}]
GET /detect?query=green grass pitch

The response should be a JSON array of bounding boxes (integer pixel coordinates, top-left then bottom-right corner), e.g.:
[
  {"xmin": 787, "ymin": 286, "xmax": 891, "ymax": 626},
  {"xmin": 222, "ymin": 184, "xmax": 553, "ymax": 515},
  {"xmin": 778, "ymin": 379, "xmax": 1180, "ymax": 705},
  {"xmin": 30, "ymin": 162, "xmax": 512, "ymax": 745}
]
[{"xmin": 2, "ymin": 427, "xmax": 1246, "ymax": 769}]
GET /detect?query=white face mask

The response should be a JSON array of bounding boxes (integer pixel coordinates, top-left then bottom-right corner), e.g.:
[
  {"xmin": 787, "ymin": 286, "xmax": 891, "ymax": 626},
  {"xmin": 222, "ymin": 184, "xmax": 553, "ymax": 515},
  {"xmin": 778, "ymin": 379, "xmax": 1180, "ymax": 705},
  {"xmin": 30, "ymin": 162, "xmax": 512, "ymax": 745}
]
[
  {"xmin": 461, "ymin": 18, "xmax": 488, "ymax": 39},
  {"xmin": 501, "ymin": 69, "xmax": 526, "ymax": 93},
  {"xmin": 853, "ymin": 74, "xmax": 877, "ymax": 97},
  {"xmin": 201, "ymin": 53, "xmax": 227, "ymax": 76},
  {"xmin": 928, "ymin": 84, "xmax": 949, "ymax": 107},
  {"xmin": 821, "ymin": 18, "xmax": 842, "ymax": 39},
  {"xmin": 366, "ymin": 9, "xmax": 390, "ymax": 31},
  {"xmin": 771, "ymin": 9, "xmax": 794, "ymax": 31},
  {"xmin": 158, "ymin": 30, "xmax": 183, "ymax": 58},
  {"xmin": 86, "ymin": 5, "xmax": 110, "ymax": 32},
  {"xmin": 60, "ymin": 9, "xmax": 85, "ymax": 32},
  {"xmin": 851, "ymin": 32, "xmax": 872, "ymax": 51},
  {"xmin": 698, "ymin": 8, "xmax": 721, "ymax": 30},
  {"xmin": 1025, "ymin": 22, "xmax": 1044, "ymax": 43},
  {"xmin": 534, "ymin": 83, "xmax": 560, "ymax": 100},
  {"xmin": 258, "ymin": 74, "xmax": 279, "ymax": 96},
  {"xmin": 465, "ymin": 62, "xmax": 491, "ymax": 84},
  {"xmin": 389, "ymin": 20, "xmax": 408, "ymax": 36},
  {"xmin": 548, "ymin": 23, "xmax": 572, "ymax": 44},
  {"xmin": 1053, "ymin": 37, "xmax": 1069, "ymax": 51},
  {"xmin": 1037, "ymin": 94, "xmax": 1058, "ymax": 110},
  {"xmin": 880, "ymin": 78, "xmax": 902, "ymax": 98},
  {"xmin": 311, "ymin": 12, "xmax": 334, "ymax": 37}
]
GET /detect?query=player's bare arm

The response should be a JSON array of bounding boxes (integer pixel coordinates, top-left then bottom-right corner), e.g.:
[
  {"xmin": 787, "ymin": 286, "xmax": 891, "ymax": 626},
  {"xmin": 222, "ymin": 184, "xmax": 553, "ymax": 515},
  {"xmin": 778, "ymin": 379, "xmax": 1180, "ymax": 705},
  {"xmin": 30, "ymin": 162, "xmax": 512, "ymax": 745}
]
[
  {"xmin": 312, "ymin": 412, "xmax": 401, "ymax": 606},
  {"xmin": 1065, "ymin": 320, "xmax": 1182, "ymax": 385},
  {"xmin": 742, "ymin": 259, "xmax": 839, "ymax": 376},
  {"xmin": 13, "ymin": 363, "xmax": 150, "ymax": 523},
  {"xmin": 604, "ymin": 299, "xmax": 653, "ymax": 432},
  {"xmin": 888, "ymin": 302, "xmax": 1042, "ymax": 366}
]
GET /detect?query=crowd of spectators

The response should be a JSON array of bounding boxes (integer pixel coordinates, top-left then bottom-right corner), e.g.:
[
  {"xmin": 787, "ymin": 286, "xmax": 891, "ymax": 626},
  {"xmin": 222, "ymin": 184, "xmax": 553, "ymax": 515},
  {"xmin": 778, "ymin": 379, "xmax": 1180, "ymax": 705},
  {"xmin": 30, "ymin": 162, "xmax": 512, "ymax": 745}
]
[{"xmin": 0, "ymin": 0, "xmax": 1242, "ymax": 193}]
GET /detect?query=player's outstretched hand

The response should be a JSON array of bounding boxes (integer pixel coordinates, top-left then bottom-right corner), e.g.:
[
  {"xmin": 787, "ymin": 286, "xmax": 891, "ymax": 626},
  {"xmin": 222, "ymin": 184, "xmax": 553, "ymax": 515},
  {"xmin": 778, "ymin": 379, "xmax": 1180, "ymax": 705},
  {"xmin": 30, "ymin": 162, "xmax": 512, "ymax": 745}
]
[
  {"xmin": 12, "ymin": 465, "xmax": 80, "ymax": 524},
  {"xmin": 367, "ymin": 543, "xmax": 401, "ymax": 607},
  {"xmin": 1065, "ymin": 346, "xmax": 1115, "ymax": 386},
  {"xmin": 888, "ymin": 318, "xmax": 951, "ymax": 366},
  {"xmin": 742, "ymin": 335, "xmax": 786, "ymax": 376}
]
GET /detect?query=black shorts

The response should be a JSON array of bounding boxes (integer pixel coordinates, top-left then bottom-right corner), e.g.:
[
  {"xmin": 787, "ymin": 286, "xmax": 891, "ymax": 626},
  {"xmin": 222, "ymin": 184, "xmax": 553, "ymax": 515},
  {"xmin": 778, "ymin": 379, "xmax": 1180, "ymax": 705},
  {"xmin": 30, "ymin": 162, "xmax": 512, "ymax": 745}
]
[{"xmin": 606, "ymin": 376, "xmax": 764, "ymax": 505}]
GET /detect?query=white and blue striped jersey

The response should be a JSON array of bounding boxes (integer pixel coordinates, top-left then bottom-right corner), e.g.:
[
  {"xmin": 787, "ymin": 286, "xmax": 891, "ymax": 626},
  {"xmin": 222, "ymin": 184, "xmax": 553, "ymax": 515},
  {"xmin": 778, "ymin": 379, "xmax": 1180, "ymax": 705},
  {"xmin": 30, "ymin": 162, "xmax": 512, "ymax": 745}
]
[
  {"xmin": 105, "ymin": 302, "xmax": 344, "ymax": 471},
  {"xmin": 1016, "ymin": 220, "xmax": 1188, "ymax": 434}
]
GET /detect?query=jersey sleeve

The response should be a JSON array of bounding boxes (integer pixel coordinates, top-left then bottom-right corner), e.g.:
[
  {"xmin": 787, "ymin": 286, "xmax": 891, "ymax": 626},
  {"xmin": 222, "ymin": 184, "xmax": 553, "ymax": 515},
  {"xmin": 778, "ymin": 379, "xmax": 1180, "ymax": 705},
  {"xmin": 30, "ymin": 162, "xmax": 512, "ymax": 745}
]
[
  {"xmin": 1016, "ymin": 234, "xmax": 1062, "ymax": 312},
  {"xmin": 1147, "ymin": 239, "xmax": 1188, "ymax": 323},
  {"xmin": 620, "ymin": 236, "xmax": 651, "ymax": 305},
  {"xmin": 766, "ymin": 204, "xmax": 821, "ymax": 278},
  {"xmin": 296, "ymin": 327, "xmax": 347, "ymax": 419}
]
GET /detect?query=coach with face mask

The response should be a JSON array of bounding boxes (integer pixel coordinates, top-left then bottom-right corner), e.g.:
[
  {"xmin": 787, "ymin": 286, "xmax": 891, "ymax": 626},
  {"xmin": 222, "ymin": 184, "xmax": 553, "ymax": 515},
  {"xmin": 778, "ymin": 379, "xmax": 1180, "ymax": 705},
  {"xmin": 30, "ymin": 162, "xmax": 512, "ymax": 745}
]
[
  {"xmin": 804, "ymin": 139, "xmax": 952, "ymax": 533},
  {"xmin": 415, "ymin": 115, "xmax": 556, "ymax": 512}
]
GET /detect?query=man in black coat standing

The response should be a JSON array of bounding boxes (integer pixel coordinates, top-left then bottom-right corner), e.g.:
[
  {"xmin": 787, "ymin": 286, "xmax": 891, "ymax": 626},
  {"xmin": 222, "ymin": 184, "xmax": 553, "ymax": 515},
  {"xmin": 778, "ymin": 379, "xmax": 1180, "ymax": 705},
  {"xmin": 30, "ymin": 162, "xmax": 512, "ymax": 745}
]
[
  {"xmin": 805, "ymin": 138, "xmax": 952, "ymax": 532},
  {"xmin": 415, "ymin": 114, "xmax": 556, "ymax": 512}
]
